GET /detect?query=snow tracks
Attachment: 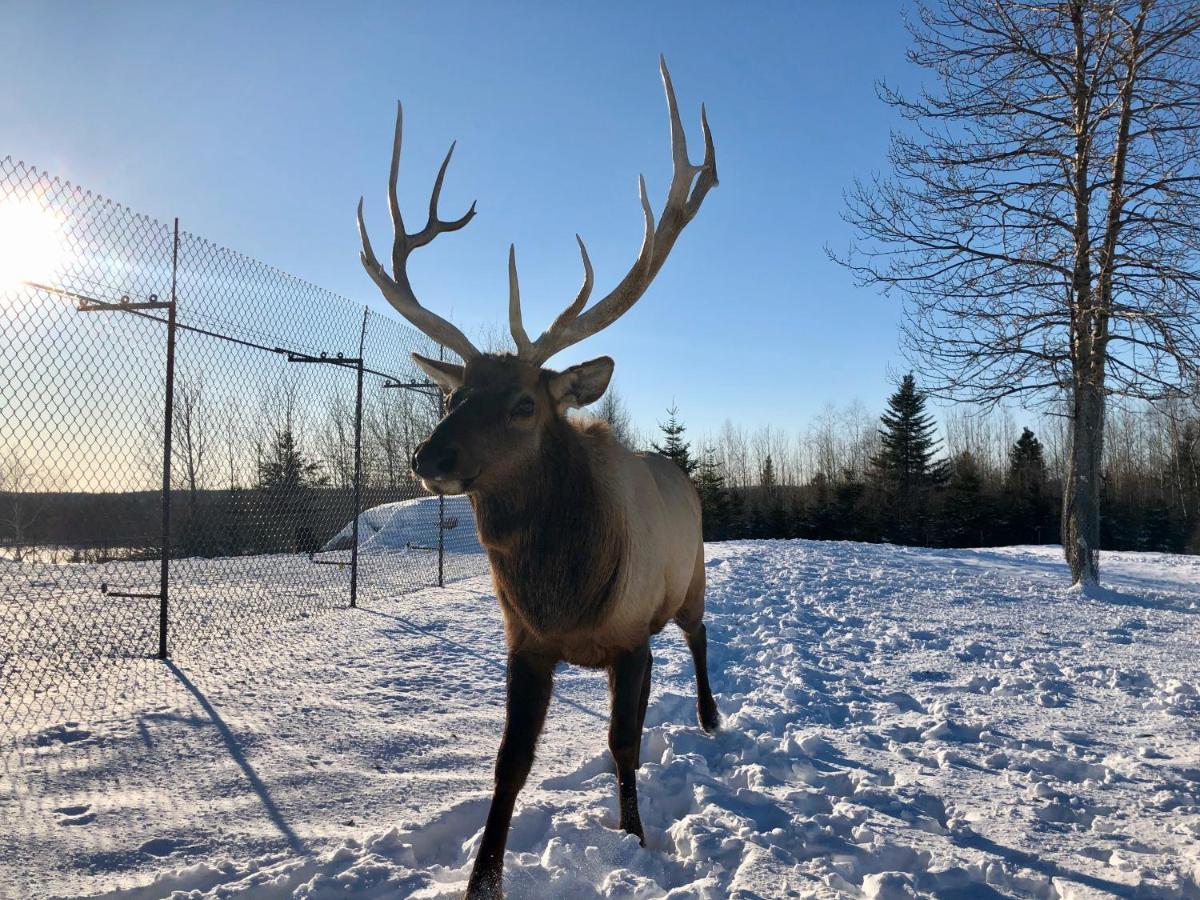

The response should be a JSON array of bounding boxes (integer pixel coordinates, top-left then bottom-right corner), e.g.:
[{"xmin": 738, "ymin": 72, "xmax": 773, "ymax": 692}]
[{"xmin": 76, "ymin": 543, "xmax": 1200, "ymax": 896}]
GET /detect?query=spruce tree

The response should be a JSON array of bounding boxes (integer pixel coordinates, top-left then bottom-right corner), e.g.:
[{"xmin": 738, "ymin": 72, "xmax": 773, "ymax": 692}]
[
  {"xmin": 652, "ymin": 405, "xmax": 696, "ymax": 476},
  {"xmin": 941, "ymin": 450, "xmax": 987, "ymax": 547},
  {"xmin": 871, "ymin": 374, "xmax": 943, "ymax": 543},
  {"xmin": 695, "ymin": 446, "xmax": 731, "ymax": 541},
  {"xmin": 1008, "ymin": 428, "xmax": 1046, "ymax": 493},
  {"xmin": 760, "ymin": 454, "xmax": 777, "ymax": 490},
  {"xmin": 871, "ymin": 374, "xmax": 942, "ymax": 487},
  {"xmin": 1007, "ymin": 427, "xmax": 1049, "ymax": 544},
  {"xmin": 256, "ymin": 428, "xmax": 327, "ymax": 553}
]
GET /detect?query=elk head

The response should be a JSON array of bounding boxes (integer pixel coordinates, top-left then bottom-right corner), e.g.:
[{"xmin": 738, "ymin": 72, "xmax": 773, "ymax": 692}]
[{"xmin": 357, "ymin": 57, "xmax": 717, "ymax": 496}]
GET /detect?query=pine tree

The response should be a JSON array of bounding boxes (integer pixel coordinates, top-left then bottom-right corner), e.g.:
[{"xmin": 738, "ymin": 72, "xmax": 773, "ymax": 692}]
[
  {"xmin": 652, "ymin": 405, "xmax": 696, "ymax": 476},
  {"xmin": 871, "ymin": 374, "xmax": 943, "ymax": 543},
  {"xmin": 1007, "ymin": 427, "xmax": 1049, "ymax": 544},
  {"xmin": 695, "ymin": 446, "xmax": 731, "ymax": 541},
  {"xmin": 256, "ymin": 428, "xmax": 327, "ymax": 552},
  {"xmin": 257, "ymin": 429, "xmax": 326, "ymax": 494},
  {"xmin": 1008, "ymin": 428, "xmax": 1046, "ymax": 493},
  {"xmin": 941, "ymin": 450, "xmax": 987, "ymax": 547},
  {"xmin": 760, "ymin": 454, "xmax": 777, "ymax": 490},
  {"xmin": 871, "ymin": 375, "xmax": 942, "ymax": 485}
]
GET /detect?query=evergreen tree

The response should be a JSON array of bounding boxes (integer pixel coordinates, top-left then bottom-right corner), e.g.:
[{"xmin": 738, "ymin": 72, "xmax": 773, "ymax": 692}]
[
  {"xmin": 941, "ymin": 451, "xmax": 988, "ymax": 547},
  {"xmin": 871, "ymin": 374, "xmax": 942, "ymax": 487},
  {"xmin": 1006, "ymin": 427, "xmax": 1049, "ymax": 544},
  {"xmin": 871, "ymin": 374, "xmax": 943, "ymax": 543},
  {"xmin": 695, "ymin": 446, "xmax": 731, "ymax": 541},
  {"xmin": 1008, "ymin": 428, "xmax": 1046, "ymax": 493},
  {"xmin": 760, "ymin": 454, "xmax": 777, "ymax": 491},
  {"xmin": 652, "ymin": 405, "xmax": 696, "ymax": 476},
  {"xmin": 256, "ymin": 428, "xmax": 327, "ymax": 552},
  {"xmin": 257, "ymin": 428, "xmax": 326, "ymax": 494}
]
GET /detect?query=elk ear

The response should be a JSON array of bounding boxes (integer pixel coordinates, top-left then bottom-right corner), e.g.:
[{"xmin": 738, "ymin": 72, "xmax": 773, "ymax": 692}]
[
  {"xmin": 412, "ymin": 352, "xmax": 465, "ymax": 393},
  {"xmin": 549, "ymin": 356, "xmax": 614, "ymax": 410}
]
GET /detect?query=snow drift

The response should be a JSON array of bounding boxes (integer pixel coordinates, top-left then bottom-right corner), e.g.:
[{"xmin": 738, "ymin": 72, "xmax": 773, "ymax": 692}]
[{"xmin": 320, "ymin": 495, "xmax": 482, "ymax": 556}]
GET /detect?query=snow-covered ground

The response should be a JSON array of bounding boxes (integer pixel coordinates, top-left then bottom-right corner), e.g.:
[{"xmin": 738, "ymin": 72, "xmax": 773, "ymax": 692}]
[{"xmin": 4, "ymin": 541, "xmax": 1200, "ymax": 899}]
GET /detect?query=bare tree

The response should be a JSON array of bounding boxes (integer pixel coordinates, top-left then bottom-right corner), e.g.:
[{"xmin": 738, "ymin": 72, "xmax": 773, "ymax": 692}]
[
  {"xmin": 837, "ymin": 0, "xmax": 1200, "ymax": 585},
  {"xmin": 0, "ymin": 453, "xmax": 42, "ymax": 560},
  {"xmin": 318, "ymin": 389, "xmax": 356, "ymax": 491},
  {"xmin": 593, "ymin": 385, "xmax": 637, "ymax": 449},
  {"xmin": 218, "ymin": 395, "xmax": 246, "ymax": 492},
  {"xmin": 173, "ymin": 374, "xmax": 210, "ymax": 508}
]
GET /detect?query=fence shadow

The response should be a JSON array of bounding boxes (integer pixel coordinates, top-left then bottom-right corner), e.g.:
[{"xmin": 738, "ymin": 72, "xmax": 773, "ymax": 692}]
[{"xmin": 166, "ymin": 660, "xmax": 306, "ymax": 854}]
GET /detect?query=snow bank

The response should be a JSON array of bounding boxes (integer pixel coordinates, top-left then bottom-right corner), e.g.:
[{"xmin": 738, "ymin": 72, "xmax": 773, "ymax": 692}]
[{"xmin": 321, "ymin": 495, "xmax": 482, "ymax": 555}]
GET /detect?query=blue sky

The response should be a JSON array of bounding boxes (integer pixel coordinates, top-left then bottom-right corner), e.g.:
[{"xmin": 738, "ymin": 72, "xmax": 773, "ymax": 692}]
[{"xmin": 2, "ymin": 1, "xmax": 913, "ymax": 437}]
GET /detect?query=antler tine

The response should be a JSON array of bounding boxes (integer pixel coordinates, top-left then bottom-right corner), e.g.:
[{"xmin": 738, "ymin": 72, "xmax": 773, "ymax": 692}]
[
  {"xmin": 387, "ymin": 101, "xmax": 406, "ymax": 275},
  {"xmin": 542, "ymin": 235, "xmax": 594, "ymax": 338},
  {"xmin": 413, "ymin": 141, "xmax": 477, "ymax": 248},
  {"xmin": 359, "ymin": 101, "xmax": 481, "ymax": 362},
  {"xmin": 521, "ymin": 57, "xmax": 716, "ymax": 365},
  {"xmin": 508, "ymin": 244, "xmax": 533, "ymax": 355},
  {"xmin": 660, "ymin": 53, "xmax": 693, "ymax": 210},
  {"xmin": 691, "ymin": 102, "xmax": 719, "ymax": 215}
]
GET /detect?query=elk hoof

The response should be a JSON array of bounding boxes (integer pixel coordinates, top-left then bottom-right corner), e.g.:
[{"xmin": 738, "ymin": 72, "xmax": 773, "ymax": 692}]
[
  {"xmin": 698, "ymin": 699, "xmax": 720, "ymax": 733},
  {"xmin": 619, "ymin": 816, "xmax": 646, "ymax": 846},
  {"xmin": 464, "ymin": 870, "xmax": 503, "ymax": 900}
]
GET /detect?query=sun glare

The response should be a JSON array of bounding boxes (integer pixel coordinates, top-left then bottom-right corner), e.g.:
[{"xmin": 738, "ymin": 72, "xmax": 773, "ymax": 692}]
[{"xmin": 0, "ymin": 198, "xmax": 65, "ymax": 293}]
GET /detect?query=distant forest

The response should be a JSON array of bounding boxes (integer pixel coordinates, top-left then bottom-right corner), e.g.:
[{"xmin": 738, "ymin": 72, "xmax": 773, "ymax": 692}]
[
  {"xmin": 3, "ymin": 373, "xmax": 1197, "ymax": 561},
  {"xmin": 597, "ymin": 377, "xmax": 1200, "ymax": 554}
]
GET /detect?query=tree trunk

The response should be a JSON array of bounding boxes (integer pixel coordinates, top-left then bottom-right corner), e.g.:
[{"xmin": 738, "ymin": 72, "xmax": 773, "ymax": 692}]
[{"xmin": 1062, "ymin": 375, "xmax": 1104, "ymax": 587}]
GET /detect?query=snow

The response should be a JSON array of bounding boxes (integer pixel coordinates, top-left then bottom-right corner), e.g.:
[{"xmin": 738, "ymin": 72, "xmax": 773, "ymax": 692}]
[
  {"xmin": 320, "ymin": 495, "xmax": 482, "ymax": 557},
  {"xmin": 4, "ymin": 541, "xmax": 1200, "ymax": 898}
]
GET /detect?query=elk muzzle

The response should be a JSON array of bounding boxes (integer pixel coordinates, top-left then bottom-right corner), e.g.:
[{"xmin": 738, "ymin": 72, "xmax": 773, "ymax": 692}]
[{"xmin": 412, "ymin": 437, "xmax": 476, "ymax": 495}]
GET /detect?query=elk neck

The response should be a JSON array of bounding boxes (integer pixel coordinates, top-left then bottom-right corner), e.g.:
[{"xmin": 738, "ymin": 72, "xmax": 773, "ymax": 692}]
[{"xmin": 470, "ymin": 417, "xmax": 625, "ymax": 636}]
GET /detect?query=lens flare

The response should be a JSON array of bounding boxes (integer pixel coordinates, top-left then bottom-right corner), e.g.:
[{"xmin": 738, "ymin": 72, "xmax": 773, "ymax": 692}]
[{"xmin": 0, "ymin": 198, "xmax": 64, "ymax": 292}]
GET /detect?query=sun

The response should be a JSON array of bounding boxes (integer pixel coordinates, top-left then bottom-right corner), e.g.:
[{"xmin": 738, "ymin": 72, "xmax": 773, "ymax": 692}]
[{"xmin": 0, "ymin": 198, "xmax": 65, "ymax": 293}]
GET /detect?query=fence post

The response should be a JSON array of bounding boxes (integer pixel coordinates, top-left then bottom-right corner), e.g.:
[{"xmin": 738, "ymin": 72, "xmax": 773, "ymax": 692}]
[
  {"xmin": 437, "ymin": 347, "xmax": 445, "ymax": 588},
  {"xmin": 350, "ymin": 309, "xmax": 368, "ymax": 608},
  {"xmin": 158, "ymin": 218, "xmax": 180, "ymax": 659}
]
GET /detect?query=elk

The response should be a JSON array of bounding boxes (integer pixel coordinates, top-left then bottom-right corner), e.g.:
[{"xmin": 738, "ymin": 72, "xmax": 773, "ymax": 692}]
[{"xmin": 357, "ymin": 58, "xmax": 718, "ymax": 899}]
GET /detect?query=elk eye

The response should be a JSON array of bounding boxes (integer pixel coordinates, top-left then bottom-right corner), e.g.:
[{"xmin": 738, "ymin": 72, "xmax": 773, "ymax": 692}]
[{"xmin": 511, "ymin": 397, "xmax": 535, "ymax": 418}]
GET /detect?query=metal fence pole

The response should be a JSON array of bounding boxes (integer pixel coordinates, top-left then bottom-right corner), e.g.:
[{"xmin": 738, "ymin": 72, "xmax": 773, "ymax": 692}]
[
  {"xmin": 349, "ymin": 309, "xmax": 368, "ymax": 608},
  {"xmin": 437, "ymin": 347, "xmax": 445, "ymax": 588},
  {"xmin": 158, "ymin": 218, "xmax": 180, "ymax": 659}
]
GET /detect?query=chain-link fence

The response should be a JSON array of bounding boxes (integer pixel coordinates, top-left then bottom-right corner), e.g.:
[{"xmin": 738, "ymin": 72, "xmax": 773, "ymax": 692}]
[{"xmin": 0, "ymin": 158, "xmax": 488, "ymax": 731}]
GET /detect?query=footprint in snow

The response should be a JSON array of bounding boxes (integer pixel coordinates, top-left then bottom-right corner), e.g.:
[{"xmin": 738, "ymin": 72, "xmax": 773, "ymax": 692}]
[
  {"xmin": 140, "ymin": 837, "xmax": 202, "ymax": 858},
  {"xmin": 909, "ymin": 669, "xmax": 953, "ymax": 683},
  {"xmin": 54, "ymin": 804, "xmax": 94, "ymax": 826}
]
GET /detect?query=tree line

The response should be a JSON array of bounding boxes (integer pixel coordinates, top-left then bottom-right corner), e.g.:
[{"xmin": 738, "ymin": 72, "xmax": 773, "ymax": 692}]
[{"xmin": 618, "ymin": 376, "xmax": 1199, "ymax": 554}]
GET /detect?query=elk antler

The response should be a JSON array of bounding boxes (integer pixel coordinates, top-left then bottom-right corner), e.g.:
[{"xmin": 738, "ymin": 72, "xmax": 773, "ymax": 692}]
[
  {"xmin": 508, "ymin": 56, "xmax": 718, "ymax": 365},
  {"xmin": 358, "ymin": 101, "xmax": 482, "ymax": 362}
]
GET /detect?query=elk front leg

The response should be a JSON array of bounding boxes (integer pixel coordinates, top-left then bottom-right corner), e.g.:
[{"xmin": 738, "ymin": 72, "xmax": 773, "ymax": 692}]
[
  {"xmin": 608, "ymin": 640, "xmax": 651, "ymax": 844},
  {"xmin": 466, "ymin": 650, "xmax": 554, "ymax": 900}
]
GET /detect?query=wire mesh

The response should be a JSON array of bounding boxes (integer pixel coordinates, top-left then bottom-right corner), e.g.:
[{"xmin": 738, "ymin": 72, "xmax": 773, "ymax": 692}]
[{"xmin": 0, "ymin": 157, "xmax": 488, "ymax": 740}]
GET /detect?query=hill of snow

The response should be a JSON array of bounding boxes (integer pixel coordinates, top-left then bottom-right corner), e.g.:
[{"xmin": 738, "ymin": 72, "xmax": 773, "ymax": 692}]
[
  {"xmin": 321, "ymin": 495, "xmax": 482, "ymax": 556},
  {"xmin": 5, "ymin": 541, "xmax": 1200, "ymax": 898}
]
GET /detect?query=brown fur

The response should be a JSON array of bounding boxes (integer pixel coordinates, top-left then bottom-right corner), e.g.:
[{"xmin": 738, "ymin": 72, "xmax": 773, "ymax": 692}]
[{"xmin": 410, "ymin": 352, "xmax": 716, "ymax": 899}]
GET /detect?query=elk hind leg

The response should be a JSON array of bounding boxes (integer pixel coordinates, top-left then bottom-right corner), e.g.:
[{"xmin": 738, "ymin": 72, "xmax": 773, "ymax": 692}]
[{"xmin": 675, "ymin": 564, "xmax": 719, "ymax": 733}]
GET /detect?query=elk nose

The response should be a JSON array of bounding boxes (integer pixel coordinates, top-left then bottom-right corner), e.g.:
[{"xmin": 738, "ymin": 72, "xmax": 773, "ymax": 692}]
[{"xmin": 412, "ymin": 441, "xmax": 458, "ymax": 479}]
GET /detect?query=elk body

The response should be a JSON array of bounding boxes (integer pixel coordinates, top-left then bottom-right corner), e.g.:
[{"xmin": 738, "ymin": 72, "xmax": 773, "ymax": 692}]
[{"xmin": 357, "ymin": 59, "xmax": 718, "ymax": 899}]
